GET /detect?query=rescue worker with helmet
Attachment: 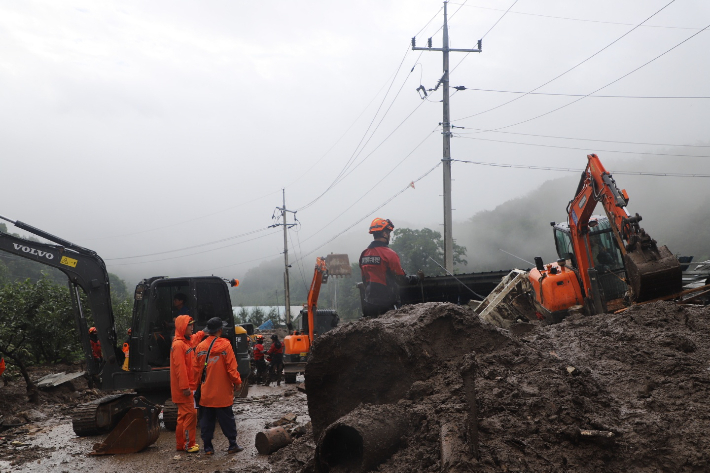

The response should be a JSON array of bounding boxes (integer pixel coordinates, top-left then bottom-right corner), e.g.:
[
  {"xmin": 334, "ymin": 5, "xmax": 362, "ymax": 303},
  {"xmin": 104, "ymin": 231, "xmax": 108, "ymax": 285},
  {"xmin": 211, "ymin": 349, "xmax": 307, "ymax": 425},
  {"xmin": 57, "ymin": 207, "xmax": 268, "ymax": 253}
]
[
  {"xmin": 252, "ymin": 335, "xmax": 267, "ymax": 385},
  {"xmin": 359, "ymin": 218, "xmax": 423, "ymax": 317},
  {"xmin": 265, "ymin": 334, "xmax": 284, "ymax": 386},
  {"xmin": 193, "ymin": 317, "xmax": 244, "ymax": 455},
  {"xmin": 88, "ymin": 327, "xmax": 103, "ymax": 364},
  {"xmin": 170, "ymin": 315, "xmax": 207, "ymax": 453}
]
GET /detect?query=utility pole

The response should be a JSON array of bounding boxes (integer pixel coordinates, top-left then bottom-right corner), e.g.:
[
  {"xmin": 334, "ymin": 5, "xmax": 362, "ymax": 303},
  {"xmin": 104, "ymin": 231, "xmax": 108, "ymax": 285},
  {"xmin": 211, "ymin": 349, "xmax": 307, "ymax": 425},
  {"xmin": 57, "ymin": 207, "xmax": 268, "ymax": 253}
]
[
  {"xmin": 412, "ymin": 1, "xmax": 481, "ymax": 272},
  {"xmin": 270, "ymin": 189, "xmax": 297, "ymax": 327}
]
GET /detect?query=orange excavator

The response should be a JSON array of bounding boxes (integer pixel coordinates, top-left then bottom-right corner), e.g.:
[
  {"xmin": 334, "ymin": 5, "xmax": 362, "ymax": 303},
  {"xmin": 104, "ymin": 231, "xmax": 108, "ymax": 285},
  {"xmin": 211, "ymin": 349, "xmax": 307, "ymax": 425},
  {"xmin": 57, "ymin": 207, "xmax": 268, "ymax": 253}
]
[
  {"xmin": 282, "ymin": 254, "xmax": 351, "ymax": 383},
  {"xmin": 529, "ymin": 154, "xmax": 682, "ymax": 322}
]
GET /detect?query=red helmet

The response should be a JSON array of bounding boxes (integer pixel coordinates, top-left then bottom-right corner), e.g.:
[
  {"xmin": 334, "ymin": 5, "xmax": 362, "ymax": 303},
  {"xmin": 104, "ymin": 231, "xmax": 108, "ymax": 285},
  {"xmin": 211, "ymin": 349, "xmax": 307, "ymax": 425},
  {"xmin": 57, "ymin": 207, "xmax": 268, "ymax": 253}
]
[
  {"xmin": 254, "ymin": 335, "xmax": 264, "ymax": 342},
  {"xmin": 369, "ymin": 218, "xmax": 394, "ymax": 234},
  {"xmin": 89, "ymin": 327, "xmax": 98, "ymax": 334}
]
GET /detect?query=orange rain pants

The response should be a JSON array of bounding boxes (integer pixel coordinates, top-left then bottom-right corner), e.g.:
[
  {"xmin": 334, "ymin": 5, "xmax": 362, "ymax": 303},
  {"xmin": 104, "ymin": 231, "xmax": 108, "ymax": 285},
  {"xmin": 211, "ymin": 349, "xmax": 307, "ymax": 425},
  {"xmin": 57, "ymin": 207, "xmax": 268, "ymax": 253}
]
[{"xmin": 176, "ymin": 400, "xmax": 197, "ymax": 450}]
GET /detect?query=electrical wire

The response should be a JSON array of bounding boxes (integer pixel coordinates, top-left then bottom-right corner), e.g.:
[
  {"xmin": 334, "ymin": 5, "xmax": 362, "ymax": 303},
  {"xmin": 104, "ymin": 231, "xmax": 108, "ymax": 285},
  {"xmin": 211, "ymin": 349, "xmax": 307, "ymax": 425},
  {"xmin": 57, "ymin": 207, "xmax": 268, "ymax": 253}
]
[
  {"xmin": 451, "ymin": 159, "xmax": 710, "ymax": 177},
  {"xmin": 481, "ymin": 0, "xmax": 518, "ymax": 39},
  {"xmin": 107, "ymin": 229, "xmax": 282, "ymax": 266},
  {"xmin": 454, "ymin": 129, "xmax": 710, "ymax": 149},
  {"xmin": 105, "ymin": 227, "xmax": 272, "ymax": 260},
  {"xmin": 454, "ymin": 1, "xmax": 677, "ymax": 122},
  {"xmin": 300, "ymin": 128, "xmax": 438, "ymax": 244},
  {"xmin": 192, "ymin": 252, "xmax": 283, "ymax": 276},
  {"xmin": 447, "ymin": 2, "xmax": 703, "ymax": 31},
  {"xmin": 475, "ymin": 19, "xmax": 710, "ymax": 132},
  {"xmin": 296, "ymin": 44, "xmax": 412, "ymax": 212},
  {"xmin": 454, "ymin": 134, "xmax": 710, "ymax": 158},
  {"xmin": 295, "ymin": 162, "xmax": 442, "ymax": 263},
  {"xmin": 453, "ymin": 88, "xmax": 710, "ymax": 100},
  {"xmin": 83, "ymin": 189, "xmax": 281, "ymax": 241}
]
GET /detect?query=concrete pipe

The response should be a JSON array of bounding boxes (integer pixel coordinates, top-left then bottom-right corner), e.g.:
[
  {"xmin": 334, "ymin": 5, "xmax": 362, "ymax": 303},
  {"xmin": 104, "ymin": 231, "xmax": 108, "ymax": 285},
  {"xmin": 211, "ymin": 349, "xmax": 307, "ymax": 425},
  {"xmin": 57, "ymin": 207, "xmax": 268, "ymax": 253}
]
[
  {"xmin": 255, "ymin": 427, "xmax": 292, "ymax": 455},
  {"xmin": 315, "ymin": 404, "xmax": 409, "ymax": 473}
]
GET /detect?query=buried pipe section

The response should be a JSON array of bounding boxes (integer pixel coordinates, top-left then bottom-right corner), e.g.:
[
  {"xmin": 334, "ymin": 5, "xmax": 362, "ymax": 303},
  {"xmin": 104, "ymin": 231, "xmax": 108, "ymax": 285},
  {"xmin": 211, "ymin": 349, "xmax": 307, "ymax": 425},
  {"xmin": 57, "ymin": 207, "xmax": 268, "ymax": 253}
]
[{"xmin": 315, "ymin": 404, "xmax": 409, "ymax": 473}]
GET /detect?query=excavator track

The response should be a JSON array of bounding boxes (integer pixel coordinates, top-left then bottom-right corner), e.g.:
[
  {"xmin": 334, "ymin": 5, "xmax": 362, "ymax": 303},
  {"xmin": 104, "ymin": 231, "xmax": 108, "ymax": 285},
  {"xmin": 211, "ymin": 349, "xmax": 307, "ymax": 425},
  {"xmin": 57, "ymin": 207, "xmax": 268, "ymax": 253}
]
[
  {"xmin": 162, "ymin": 399, "xmax": 178, "ymax": 431},
  {"xmin": 72, "ymin": 404, "xmax": 104, "ymax": 437},
  {"xmin": 71, "ymin": 393, "xmax": 138, "ymax": 437}
]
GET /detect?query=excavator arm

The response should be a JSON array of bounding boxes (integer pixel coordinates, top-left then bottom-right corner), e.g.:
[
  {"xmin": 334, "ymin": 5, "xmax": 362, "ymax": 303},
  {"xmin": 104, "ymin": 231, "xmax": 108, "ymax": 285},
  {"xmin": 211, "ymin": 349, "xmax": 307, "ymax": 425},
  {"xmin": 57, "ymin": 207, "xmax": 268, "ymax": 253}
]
[
  {"xmin": 0, "ymin": 216, "xmax": 120, "ymax": 378},
  {"xmin": 567, "ymin": 154, "xmax": 681, "ymax": 303}
]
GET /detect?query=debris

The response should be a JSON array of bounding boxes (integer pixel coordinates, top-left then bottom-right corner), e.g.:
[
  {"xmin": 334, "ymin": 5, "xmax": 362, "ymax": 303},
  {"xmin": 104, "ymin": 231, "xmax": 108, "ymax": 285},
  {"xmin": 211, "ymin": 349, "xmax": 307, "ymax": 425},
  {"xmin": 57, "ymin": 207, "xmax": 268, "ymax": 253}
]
[
  {"xmin": 35, "ymin": 372, "xmax": 85, "ymax": 389},
  {"xmin": 255, "ymin": 427, "xmax": 292, "ymax": 455}
]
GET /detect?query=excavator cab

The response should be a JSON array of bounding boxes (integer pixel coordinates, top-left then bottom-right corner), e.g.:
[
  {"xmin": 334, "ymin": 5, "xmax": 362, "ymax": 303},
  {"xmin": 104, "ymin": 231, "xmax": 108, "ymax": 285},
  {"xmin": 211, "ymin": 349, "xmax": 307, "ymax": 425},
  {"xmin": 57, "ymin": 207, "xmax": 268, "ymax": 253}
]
[{"xmin": 554, "ymin": 217, "xmax": 628, "ymax": 306}]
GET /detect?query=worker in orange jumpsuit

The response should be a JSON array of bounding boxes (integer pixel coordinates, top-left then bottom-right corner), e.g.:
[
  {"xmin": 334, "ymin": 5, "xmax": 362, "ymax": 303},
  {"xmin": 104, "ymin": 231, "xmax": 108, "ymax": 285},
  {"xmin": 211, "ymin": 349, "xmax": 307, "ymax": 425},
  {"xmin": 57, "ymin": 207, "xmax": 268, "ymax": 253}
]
[
  {"xmin": 359, "ymin": 218, "xmax": 422, "ymax": 317},
  {"xmin": 252, "ymin": 335, "xmax": 267, "ymax": 385},
  {"xmin": 88, "ymin": 327, "xmax": 103, "ymax": 363},
  {"xmin": 170, "ymin": 315, "xmax": 207, "ymax": 453},
  {"xmin": 193, "ymin": 317, "xmax": 244, "ymax": 455}
]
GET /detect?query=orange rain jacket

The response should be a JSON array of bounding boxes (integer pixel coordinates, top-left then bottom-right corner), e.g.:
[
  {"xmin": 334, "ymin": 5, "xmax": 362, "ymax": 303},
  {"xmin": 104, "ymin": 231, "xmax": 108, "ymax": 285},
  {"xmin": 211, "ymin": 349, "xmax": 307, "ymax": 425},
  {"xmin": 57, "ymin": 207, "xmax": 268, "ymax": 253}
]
[
  {"xmin": 170, "ymin": 315, "xmax": 207, "ymax": 404},
  {"xmin": 193, "ymin": 335, "xmax": 242, "ymax": 408}
]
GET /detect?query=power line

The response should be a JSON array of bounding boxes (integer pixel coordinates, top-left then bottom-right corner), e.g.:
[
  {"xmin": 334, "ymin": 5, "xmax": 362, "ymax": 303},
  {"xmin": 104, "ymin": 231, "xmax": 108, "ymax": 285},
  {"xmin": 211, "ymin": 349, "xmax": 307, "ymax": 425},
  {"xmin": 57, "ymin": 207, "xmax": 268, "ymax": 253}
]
[
  {"xmin": 107, "ymin": 229, "xmax": 281, "ymax": 266},
  {"xmin": 455, "ymin": 1, "xmax": 677, "ymax": 122},
  {"xmin": 83, "ymin": 189, "xmax": 280, "ymax": 241},
  {"xmin": 481, "ymin": 0, "xmax": 518, "ymax": 39},
  {"xmin": 448, "ymin": 2, "xmax": 703, "ymax": 30},
  {"xmin": 295, "ymin": 162, "xmax": 442, "ymax": 263},
  {"xmin": 105, "ymin": 227, "xmax": 272, "ymax": 260},
  {"xmin": 455, "ymin": 129, "xmax": 710, "ymax": 149},
  {"xmin": 296, "ymin": 46, "xmax": 413, "ymax": 212},
  {"xmin": 301, "ymin": 128, "xmax": 438, "ymax": 244},
  {"xmin": 455, "ymin": 134, "xmax": 710, "ymax": 158},
  {"xmin": 451, "ymin": 0, "xmax": 518, "ymax": 73},
  {"xmin": 454, "ymin": 87, "xmax": 710, "ymax": 100},
  {"xmin": 193, "ymin": 252, "xmax": 283, "ymax": 276},
  {"xmin": 451, "ymin": 159, "xmax": 710, "ymax": 177},
  {"xmin": 476, "ymin": 19, "xmax": 710, "ymax": 131}
]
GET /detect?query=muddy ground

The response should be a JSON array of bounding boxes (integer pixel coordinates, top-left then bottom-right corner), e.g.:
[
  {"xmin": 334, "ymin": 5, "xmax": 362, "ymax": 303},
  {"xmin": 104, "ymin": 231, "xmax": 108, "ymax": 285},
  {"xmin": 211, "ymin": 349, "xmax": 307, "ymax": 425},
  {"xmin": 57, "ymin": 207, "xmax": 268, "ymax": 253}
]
[
  {"xmin": 3, "ymin": 301, "xmax": 710, "ymax": 472},
  {"xmin": 299, "ymin": 301, "xmax": 710, "ymax": 472},
  {"xmin": 0, "ymin": 370, "xmax": 309, "ymax": 473}
]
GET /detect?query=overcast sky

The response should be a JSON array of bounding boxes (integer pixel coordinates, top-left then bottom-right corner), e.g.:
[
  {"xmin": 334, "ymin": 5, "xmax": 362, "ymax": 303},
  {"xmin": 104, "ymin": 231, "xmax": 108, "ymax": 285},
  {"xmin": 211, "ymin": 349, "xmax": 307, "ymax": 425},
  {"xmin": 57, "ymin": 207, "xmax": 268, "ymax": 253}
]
[{"xmin": 1, "ymin": 0, "xmax": 709, "ymax": 283}]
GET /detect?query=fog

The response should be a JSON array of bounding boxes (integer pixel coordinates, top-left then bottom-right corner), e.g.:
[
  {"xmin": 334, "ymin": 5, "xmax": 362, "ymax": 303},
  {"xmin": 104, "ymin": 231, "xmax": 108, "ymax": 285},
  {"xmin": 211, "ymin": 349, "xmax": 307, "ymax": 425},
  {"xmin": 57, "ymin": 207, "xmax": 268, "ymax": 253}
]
[{"xmin": 1, "ymin": 0, "xmax": 709, "ymax": 286}]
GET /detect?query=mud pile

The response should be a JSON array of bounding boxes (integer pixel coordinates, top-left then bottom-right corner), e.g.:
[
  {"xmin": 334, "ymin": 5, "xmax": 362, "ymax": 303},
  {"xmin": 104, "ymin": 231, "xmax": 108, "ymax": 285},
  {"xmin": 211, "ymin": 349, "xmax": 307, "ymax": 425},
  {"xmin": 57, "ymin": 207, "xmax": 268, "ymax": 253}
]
[{"xmin": 289, "ymin": 301, "xmax": 710, "ymax": 472}]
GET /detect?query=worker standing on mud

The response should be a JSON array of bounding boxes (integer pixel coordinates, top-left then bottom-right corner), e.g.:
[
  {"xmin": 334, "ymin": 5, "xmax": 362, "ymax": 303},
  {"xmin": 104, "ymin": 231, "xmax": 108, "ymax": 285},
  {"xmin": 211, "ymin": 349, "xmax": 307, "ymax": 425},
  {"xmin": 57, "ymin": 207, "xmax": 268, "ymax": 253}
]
[
  {"xmin": 359, "ymin": 218, "xmax": 423, "ymax": 317},
  {"xmin": 193, "ymin": 317, "xmax": 244, "ymax": 455},
  {"xmin": 170, "ymin": 315, "xmax": 203, "ymax": 453},
  {"xmin": 252, "ymin": 335, "xmax": 267, "ymax": 385},
  {"xmin": 265, "ymin": 334, "xmax": 284, "ymax": 386}
]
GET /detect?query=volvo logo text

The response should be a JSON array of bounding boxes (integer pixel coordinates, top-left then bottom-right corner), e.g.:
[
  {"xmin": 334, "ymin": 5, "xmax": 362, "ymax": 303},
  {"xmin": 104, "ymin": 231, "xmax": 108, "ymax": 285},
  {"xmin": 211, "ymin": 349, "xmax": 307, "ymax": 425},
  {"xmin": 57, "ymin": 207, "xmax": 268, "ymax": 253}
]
[{"xmin": 12, "ymin": 243, "xmax": 54, "ymax": 260}]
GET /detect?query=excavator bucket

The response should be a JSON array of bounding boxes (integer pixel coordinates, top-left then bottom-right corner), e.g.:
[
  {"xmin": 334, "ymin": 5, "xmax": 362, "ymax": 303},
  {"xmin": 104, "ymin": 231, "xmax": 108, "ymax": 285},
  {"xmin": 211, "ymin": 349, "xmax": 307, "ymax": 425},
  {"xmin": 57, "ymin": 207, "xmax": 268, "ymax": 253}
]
[
  {"xmin": 325, "ymin": 254, "xmax": 351, "ymax": 277},
  {"xmin": 624, "ymin": 243, "xmax": 682, "ymax": 302},
  {"xmin": 89, "ymin": 397, "xmax": 160, "ymax": 455}
]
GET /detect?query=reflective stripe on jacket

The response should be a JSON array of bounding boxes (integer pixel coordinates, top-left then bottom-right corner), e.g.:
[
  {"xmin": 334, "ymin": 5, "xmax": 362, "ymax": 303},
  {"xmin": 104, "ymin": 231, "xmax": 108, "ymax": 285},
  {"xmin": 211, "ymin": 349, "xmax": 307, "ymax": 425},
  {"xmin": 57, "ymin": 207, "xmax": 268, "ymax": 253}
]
[{"xmin": 193, "ymin": 335, "xmax": 242, "ymax": 408}]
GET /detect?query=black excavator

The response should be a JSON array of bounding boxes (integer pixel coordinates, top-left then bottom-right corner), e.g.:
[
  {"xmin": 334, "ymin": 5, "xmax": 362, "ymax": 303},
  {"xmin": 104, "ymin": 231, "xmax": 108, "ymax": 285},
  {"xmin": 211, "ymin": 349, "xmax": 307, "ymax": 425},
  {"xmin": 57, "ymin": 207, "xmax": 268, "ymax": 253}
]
[{"xmin": 0, "ymin": 215, "xmax": 249, "ymax": 454}]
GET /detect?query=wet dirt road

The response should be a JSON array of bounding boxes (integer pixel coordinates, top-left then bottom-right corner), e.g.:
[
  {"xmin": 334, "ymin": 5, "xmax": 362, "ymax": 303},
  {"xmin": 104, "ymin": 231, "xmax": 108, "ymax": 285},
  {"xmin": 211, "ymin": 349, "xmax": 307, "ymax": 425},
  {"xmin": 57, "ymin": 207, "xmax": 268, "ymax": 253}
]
[{"xmin": 1, "ymin": 382, "xmax": 308, "ymax": 473}]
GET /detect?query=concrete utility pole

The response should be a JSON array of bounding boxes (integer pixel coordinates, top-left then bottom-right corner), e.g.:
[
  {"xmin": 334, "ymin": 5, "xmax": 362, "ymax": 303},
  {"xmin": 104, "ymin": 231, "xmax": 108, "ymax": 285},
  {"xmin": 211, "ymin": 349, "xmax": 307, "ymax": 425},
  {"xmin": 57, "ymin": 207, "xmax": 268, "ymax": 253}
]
[
  {"xmin": 412, "ymin": 1, "xmax": 481, "ymax": 272},
  {"xmin": 271, "ymin": 189, "xmax": 297, "ymax": 326}
]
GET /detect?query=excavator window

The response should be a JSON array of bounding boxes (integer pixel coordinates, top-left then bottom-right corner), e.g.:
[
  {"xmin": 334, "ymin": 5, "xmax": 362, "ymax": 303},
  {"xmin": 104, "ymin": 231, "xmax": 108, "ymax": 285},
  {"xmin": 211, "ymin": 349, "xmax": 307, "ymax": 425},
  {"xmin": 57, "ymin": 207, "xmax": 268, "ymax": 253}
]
[
  {"xmin": 196, "ymin": 281, "xmax": 232, "ymax": 324},
  {"xmin": 554, "ymin": 228, "xmax": 574, "ymax": 263},
  {"xmin": 145, "ymin": 281, "xmax": 190, "ymax": 367}
]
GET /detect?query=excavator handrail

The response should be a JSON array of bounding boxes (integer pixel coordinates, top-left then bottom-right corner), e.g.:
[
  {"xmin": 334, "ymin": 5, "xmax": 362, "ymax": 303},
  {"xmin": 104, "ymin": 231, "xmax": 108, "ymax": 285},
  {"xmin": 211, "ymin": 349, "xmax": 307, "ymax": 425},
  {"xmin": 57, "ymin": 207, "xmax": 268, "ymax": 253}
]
[{"xmin": 0, "ymin": 221, "xmax": 119, "ymax": 380}]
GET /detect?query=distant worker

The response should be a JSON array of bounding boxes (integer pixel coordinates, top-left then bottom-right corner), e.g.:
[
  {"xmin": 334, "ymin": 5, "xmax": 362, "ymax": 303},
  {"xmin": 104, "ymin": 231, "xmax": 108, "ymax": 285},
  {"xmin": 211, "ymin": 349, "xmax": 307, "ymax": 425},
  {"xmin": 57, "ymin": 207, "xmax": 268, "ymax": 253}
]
[
  {"xmin": 173, "ymin": 293, "xmax": 190, "ymax": 317},
  {"xmin": 265, "ymin": 334, "xmax": 284, "ymax": 387},
  {"xmin": 89, "ymin": 327, "xmax": 103, "ymax": 364},
  {"xmin": 359, "ymin": 218, "xmax": 423, "ymax": 317},
  {"xmin": 0, "ymin": 357, "xmax": 5, "ymax": 378},
  {"xmin": 193, "ymin": 317, "xmax": 244, "ymax": 455},
  {"xmin": 122, "ymin": 328, "xmax": 132, "ymax": 372},
  {"xmin": 170, "ymin": 315, "xmax": 202, "ymax": 453},
  {"xmin": 252, "ymin": 335, "xmax": 267, "ymax": 385}
]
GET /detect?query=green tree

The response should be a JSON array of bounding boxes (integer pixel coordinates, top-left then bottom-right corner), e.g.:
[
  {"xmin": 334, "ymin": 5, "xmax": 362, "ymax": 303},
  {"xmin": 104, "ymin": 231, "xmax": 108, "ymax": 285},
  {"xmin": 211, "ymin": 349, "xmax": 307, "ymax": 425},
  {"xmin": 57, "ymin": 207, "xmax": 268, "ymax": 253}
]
[
  {"xmin": 390, "ymin": 227, "xmax": 467, "ymax": 276},
  {"xmin": 0, "ymin": 277, "xmax": 79, "ymax": 401}
]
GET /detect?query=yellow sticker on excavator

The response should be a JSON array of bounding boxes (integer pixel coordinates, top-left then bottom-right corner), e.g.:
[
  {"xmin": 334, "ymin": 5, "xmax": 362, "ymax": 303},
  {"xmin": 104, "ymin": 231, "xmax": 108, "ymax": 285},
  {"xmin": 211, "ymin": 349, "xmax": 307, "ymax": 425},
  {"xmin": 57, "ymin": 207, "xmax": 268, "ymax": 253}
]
[{"xmin": 60, "ymin": 256, "xmax": 78, "ymax": 268}]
